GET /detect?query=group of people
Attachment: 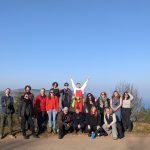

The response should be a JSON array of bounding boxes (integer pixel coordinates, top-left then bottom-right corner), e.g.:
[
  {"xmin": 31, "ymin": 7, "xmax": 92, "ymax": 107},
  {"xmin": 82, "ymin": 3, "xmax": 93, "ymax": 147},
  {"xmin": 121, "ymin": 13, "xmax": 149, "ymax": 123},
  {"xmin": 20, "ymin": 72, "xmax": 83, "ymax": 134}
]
[{"xmin": 0, "ymin": 78, "xmax": 134, "ymax": 140}]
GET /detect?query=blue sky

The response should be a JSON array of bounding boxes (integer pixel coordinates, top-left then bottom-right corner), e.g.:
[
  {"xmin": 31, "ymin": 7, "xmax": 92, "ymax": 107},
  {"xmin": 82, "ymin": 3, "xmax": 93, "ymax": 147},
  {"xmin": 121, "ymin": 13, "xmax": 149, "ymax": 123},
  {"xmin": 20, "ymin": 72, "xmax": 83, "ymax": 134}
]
[{"xmin": 0, "ymin": 0, "xmax": 149, "ymax": 106}]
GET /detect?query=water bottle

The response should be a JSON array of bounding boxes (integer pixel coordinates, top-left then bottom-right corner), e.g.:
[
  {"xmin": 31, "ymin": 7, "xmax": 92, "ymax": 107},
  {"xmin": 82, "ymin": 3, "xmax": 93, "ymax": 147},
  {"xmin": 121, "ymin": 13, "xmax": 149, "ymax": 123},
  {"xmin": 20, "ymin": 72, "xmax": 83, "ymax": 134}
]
[{"xmin": 91, "ymin": 132, "xmax": 95, "ymax": 139}]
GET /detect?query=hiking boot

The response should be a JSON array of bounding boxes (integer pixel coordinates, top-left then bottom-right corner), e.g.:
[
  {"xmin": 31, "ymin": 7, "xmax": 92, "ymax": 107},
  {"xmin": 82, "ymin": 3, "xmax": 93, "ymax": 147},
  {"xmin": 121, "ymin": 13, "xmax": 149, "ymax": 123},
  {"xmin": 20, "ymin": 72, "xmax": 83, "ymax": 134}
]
[{"xmin": 58, "ymin": 130, "xmax": 63, "ymax": 139}]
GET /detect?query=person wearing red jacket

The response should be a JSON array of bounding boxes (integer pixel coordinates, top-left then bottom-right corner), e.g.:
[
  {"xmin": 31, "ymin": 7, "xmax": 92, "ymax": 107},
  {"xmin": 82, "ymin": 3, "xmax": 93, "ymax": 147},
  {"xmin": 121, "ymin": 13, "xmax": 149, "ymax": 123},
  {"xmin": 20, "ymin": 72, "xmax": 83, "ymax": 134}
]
[
  {"xmin": 46, "ymin": 89, "xmax": 59, "ymax": 134},
  {"xmin": 34, "ymin": 88, "xmax": 47, "ymax": 133}
]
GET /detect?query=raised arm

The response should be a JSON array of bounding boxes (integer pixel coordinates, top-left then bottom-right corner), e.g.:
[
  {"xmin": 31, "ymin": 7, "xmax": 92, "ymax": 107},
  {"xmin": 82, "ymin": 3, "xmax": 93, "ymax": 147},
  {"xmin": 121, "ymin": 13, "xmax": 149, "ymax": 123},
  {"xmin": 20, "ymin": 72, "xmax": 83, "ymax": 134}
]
[
  {"xmin": 128, "ymin": 93, "xmax": 134, "ymax": 101},
  {"xmin": 70, "ymin": 78, "xmax": 76, "ymax": 91},
  {"xmin": 81, "ymin": 79, "xmax": 89, "ymax": 91}
]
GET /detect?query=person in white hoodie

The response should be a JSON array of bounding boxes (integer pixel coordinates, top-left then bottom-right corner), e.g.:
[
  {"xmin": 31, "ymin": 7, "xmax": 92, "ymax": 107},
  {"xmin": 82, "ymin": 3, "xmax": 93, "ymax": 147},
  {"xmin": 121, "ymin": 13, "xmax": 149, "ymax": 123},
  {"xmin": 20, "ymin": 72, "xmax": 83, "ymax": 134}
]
[
  {"xmin": 70, "ymin": 77, "xmax": 89, "ymax": 112},
  {"xmin": 122, "ymin": 92, "xmax": 134, "ymax": 132},
  {"xmin": 102, "ymin": 107, "xmax": 118, "ymax": 140}
]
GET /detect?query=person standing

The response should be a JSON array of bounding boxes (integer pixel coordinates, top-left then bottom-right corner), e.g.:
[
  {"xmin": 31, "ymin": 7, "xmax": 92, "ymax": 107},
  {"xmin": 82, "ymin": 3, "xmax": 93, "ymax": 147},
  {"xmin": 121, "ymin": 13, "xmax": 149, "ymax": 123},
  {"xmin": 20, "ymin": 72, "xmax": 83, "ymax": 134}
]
[
  {"xmin": 96, "ymin": 92, "xmax": 110, "ymax": 124},
  {"xmin": 19, "ymin": 93, "xmax": 38, "ymax": 139},
  {"xmin": 110, "ymin": 91, "xmax": 124, "ymax": 139},
  {"xmin": 0, "ymin": 88, "xmax": 15, "ymax": 139},
  {"xmin": 122, "ymin": 92, "xmax": 134, "ymax": 132},
  {"xmin": 85, "ymin": 93, "xmax": 96, "ymax": 113},
  {"xmin": 60, "ymin": 83, "xmax": 72, "ymax": 110},
  {"xmin": 46, "ymin": 89, "xmax": 59, "ymax": 134},
  {"xmin": 22, "ymin": 85, "xmax": 34, "ymax": 101},
  {"xmin": 34, "ymin": 88, "xmax": 47, "ymax": 133},
  {"xmin": 71, "ymin": 77, "xmax": 89, "ymax": 112},
  {"xmin": 51, "ymin": 82, "xmax": 60, "ymax": 98}
]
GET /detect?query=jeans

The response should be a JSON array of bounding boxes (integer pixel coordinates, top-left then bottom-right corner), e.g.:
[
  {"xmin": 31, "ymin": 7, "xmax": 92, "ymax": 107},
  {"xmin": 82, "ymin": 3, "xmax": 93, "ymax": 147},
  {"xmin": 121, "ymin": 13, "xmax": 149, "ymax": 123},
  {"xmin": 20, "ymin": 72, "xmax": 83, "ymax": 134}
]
[{"xmin": 48, "ymin": 109, "xmax": 56, "ymax": 129}]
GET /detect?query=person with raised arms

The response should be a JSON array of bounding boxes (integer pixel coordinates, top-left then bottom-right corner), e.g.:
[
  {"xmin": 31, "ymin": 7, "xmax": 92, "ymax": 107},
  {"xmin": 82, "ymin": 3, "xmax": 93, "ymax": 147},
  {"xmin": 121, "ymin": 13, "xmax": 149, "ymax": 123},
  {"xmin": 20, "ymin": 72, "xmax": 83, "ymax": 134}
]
[{"xmin": 70, "ymin": 77, "xmax": 89, "ymax": 112}]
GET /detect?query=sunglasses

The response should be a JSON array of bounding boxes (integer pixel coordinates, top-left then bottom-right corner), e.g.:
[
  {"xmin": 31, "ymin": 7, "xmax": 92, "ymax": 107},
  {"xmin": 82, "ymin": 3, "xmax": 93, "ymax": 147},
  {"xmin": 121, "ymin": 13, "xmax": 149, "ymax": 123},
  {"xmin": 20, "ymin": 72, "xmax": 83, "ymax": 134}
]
[{"xmin": 50, "ymin": 92, "xmax": 54, "ymax": 94}]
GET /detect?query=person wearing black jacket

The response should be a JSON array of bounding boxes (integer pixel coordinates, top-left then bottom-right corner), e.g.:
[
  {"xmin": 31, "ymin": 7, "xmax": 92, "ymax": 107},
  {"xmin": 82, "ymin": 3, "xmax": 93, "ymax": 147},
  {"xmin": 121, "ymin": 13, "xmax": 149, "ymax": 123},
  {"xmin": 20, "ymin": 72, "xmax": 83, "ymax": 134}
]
[
  {"xmin": 86, "ymin": 106, "xmax": 104, "ymax": 138},
  {"xmin": 85, "ymin": 93, "xmax": 96, "ymax": 113},
  {"xmin": 51, "ymin": 82, "xmax": 60, "ymax": 98},
  {"xmin": 60, "ymin": 83, "xmax": 72, "ymax": 110},
  {"xmin": 73, "ymin": 108, "xmax": 85, "ymax": 133},
  {"xmin": 56, "ymin": 107, "xmax": 73, "ymax": 139},
  {"xmin": 19, "ymin": 93, "xmax": 38, "ymax": 139}
]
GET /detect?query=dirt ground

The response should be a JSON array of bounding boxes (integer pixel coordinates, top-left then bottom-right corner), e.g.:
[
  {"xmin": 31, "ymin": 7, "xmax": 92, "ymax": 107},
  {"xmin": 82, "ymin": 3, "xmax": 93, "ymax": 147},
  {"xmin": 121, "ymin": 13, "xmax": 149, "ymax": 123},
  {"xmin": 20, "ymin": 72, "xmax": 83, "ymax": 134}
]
[{"xmin": 0, "ymin": 134, "xmax": 150, "ymax": 150}]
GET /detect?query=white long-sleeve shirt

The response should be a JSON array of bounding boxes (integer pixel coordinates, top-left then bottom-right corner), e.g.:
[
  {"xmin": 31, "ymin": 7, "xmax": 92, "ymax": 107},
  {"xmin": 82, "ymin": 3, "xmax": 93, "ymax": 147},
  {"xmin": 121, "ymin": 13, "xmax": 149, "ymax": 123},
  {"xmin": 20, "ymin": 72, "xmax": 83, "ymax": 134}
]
[
  {"xmin": 122, "ymin": 93, "xmax": 134, "ymax": 108},
  {"xmin": 70, "ymin": 78, "xmax": 88, "ymax": 95},
  {"xmin": 104, "ymin": 113, "xmax": 116, "ymax": 126}
]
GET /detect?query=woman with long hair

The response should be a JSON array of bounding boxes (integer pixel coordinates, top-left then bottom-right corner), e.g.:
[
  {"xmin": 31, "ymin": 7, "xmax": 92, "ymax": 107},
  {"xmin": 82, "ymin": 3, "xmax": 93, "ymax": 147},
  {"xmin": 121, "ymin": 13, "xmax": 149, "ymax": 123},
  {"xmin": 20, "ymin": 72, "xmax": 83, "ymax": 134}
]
[
  {"xmin": 96, "ymin": 92, "xmax": 110, "ymax": 124},
  {"xmin": 122, "ymin": 92, "xmax": 134, "ymax": 132},
  {"xmin": 110, "ymin": 91, "xmax": 124, "ymax": 138},
  {"xmin": 85, "ymin": 93, "xmax": 96, "ymax": 113},
  {"xmin": 46, "ymin": 89, "xmax": 59, "ymax": 134},
  {"xmin": 86, "ymin": 106, "xmax": 103, "ymax": 138}
]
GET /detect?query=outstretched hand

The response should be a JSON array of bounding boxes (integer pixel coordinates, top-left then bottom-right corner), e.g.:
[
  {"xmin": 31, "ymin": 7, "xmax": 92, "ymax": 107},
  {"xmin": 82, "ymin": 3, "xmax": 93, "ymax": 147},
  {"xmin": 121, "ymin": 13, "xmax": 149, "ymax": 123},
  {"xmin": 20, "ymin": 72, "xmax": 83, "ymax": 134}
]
[{"xmin": 87, "ymin": 76, "xmax": 90, "ymax": 81}]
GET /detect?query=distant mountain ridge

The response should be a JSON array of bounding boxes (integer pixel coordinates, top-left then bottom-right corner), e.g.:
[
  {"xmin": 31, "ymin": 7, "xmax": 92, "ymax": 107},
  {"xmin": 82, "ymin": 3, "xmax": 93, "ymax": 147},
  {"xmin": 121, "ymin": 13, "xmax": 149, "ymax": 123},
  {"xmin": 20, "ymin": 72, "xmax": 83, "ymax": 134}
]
[{"xmin": 0, "ymin": 89, "xmax": 49, "ymax": 98}]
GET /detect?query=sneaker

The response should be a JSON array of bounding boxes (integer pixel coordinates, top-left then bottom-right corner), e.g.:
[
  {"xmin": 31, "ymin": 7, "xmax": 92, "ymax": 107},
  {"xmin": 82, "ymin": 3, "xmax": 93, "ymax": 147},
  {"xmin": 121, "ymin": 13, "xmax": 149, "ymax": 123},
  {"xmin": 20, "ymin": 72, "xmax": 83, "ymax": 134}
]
[
  {"xmin": 53, "ymin": 129, "xmax": 57, "ymax": 134},
  {"xmin": 47, "ymin": 127, "xmax": 52, "ymax": 133},
  {"xmin": 113, "ymin": 137, "xmax": 118, "ymax": 140}
]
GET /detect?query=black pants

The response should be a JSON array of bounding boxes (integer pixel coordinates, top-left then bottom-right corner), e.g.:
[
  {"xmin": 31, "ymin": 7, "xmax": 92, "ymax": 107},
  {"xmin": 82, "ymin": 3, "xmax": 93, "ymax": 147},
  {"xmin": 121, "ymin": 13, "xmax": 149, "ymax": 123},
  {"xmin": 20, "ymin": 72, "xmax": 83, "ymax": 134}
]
[
  {"xmin": 87, "ymin": 126, "xmax": 103, "ymax": 135},
  {"xmin": 37, "ymin": 111, "xmax": 47, "ymax": 131},
  {"xmin": 73, "ymin": 123, "xmax": 85, "ymax": 132},
  {"xmin": 58, "ymin": 123, "xmax": 73, "ymax": 136},
  {"xmin": 122, "ymin": 108, "xmax": 132, "ymax": 131},
  {"xmin": 116, "ymin": 120, "xmax": 124, "ymax": 138},
  {"xmin": 21, "ymin": 115, "xmax": 35, "ymax": 136}
]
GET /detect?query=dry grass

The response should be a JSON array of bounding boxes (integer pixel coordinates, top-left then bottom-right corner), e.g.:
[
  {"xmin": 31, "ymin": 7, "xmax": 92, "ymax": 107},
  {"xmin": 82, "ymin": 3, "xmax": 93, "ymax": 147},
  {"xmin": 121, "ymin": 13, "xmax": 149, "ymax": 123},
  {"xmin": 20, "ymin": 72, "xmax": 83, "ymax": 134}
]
[{"xmin": 132, "ymin": 122, "xmax": 150, "ymax": 134}]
